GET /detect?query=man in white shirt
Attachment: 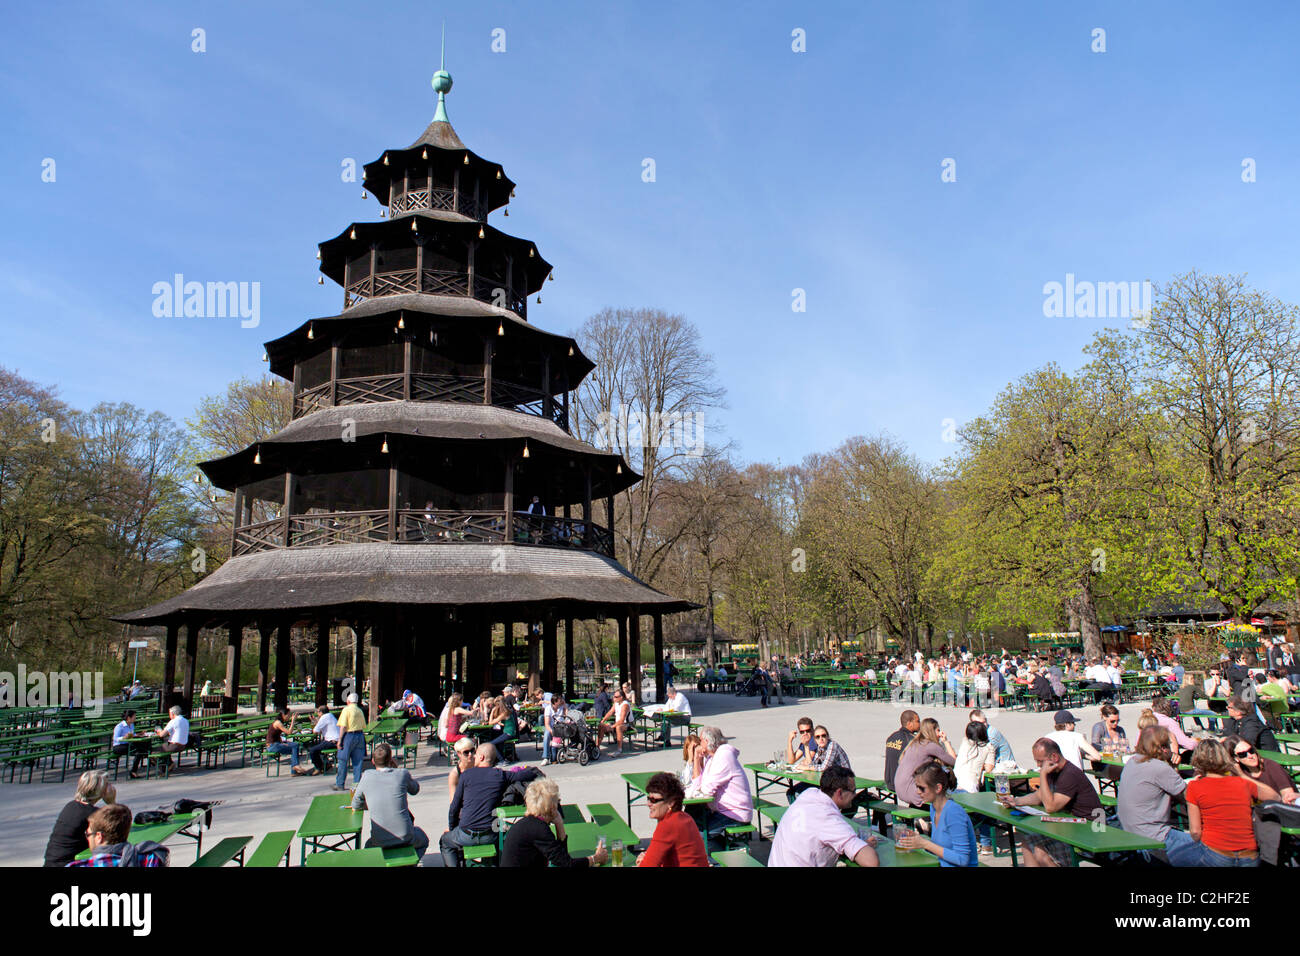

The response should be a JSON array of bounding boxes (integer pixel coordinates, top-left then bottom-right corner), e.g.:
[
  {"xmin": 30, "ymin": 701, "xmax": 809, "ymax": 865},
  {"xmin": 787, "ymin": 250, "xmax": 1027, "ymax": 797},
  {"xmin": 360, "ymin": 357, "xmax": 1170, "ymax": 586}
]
[
  {"xmin": 1084, "ymin": 660, "xmax": 1116, "ymax": 701},
  {"xmin": 769, "ymin": 767, "xmax": 879, "ymax": 867},
  {"xmin": 155, "ymin": 705, "xmax": 190, "ymax": 772},
  {"xmin": 651, "ymin": 685, "xmax": 692, "ymax": 744},
  {"xmin": 309, "ymin": 703, "xmax": 342, "ymax": 774},
  {"xmin": 1104, "ymin": 658, "xmax": 1123, "ymax": 687},
  {"xmin": 1045, "ymin": 710, "xmax": 1102, "ymax": 770}
]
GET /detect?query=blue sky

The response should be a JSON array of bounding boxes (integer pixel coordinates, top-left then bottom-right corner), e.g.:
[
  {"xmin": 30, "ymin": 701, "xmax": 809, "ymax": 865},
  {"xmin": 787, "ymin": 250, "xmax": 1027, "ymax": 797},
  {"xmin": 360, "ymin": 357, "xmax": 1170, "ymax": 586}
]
[{"xmin": 3, "ymin": 1, "xmax": 1298, "ymax": 467}]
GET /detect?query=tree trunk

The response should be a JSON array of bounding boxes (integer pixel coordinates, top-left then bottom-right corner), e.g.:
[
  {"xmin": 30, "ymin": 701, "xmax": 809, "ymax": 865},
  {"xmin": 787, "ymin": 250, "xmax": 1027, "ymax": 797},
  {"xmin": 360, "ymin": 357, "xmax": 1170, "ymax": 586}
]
[
  {"xmin": 704, "ymin": 594, "xmax": 716, "ymax": 666},
  {"xmin": 1071, "ymin": 581, "xmax": 1104, "ymax": 660}
]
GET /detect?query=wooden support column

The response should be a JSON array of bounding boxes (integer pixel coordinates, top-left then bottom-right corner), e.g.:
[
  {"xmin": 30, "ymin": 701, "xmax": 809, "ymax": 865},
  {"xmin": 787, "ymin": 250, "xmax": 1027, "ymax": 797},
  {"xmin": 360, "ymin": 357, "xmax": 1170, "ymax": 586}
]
[
  {"xmin": 387, "ymin": 458, "xmax": 398, "ymax": 542},
  {"xmin": 368, "ymin": 629, "xmax": 383, "ymax": 724},
  {"xmin": 476, "ymin": 617, "xmax": 493, "ymax": 692},
  {"xmin": 352, "ymin": 624, "xmax": 366, "ymax": 698},
  {"xmin": 583, "ymin": 467, "xmax": 593, "ymax": 548},
  {"xmin": 653, "ymin": 612, "xmax": 665, "ymax": 704},
  {"xmin": 256, "ymin": 625, "xmax": 272, "ymax": 713},
  {"xmin": 606, "ymin": 492, "xmax": 616, "ymax": 561},
  {"xmin": 527, "ymin": 624, "xmax": 541, "ymax": 696},
  {"xmin": 223, "ymin": 618, "xmax": 243, "ymax": 715},
  {"xmin": 503, "ymin": 618, "xmax": 515, "ymax": 682},
  {"xmin": 542, "ymin": 617, "xmax": 557, "ymax": 692},
  {"xmin": 503, "ymin": 453, "xmax": 514, "ymax": 543},
  {"xmin": 182, "ymin": 623, "xmax": 199, "ymax": 716},
  {"xmin": 315, "ymin": 617, "xmax": 330, "ymax": 708},
  {"xmin": 162, "ymin": 622, "xmax": 179, "ymax": 710},
  {"xmin": 617, "ymin": 615, "xmax": 629, "ymax": 689},
  {"xmin": 274, "ymin": 623, "xmax": 291, "ymax": 713},
  {"xmin": 283, "ymin": 472, "xmax": 294, "ymax": 546},
  {"xmin": 542, "ymin": 353, "xmax": 552, "ymax": 420},
  {"xmin": 564, "ymin": 617, "xmax": 575, "ymax": 699},
  {"xmin": 628, "ymin": 611, "xmax": 642, "ymax": 704},
  {"xmin": 483, "ymin": 336, "xmax": 493, "ymax": 405},
  {"xmin": 454, "ymin": 646, "xmax": 463, "ymax": 694}
]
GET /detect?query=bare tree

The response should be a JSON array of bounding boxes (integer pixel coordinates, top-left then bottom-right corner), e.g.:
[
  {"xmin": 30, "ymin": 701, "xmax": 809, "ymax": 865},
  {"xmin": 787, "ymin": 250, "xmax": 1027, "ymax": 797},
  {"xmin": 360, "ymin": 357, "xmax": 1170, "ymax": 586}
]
[{"xmin": 570, "ymin": 308, "xmax": 725, "ymax": 585}]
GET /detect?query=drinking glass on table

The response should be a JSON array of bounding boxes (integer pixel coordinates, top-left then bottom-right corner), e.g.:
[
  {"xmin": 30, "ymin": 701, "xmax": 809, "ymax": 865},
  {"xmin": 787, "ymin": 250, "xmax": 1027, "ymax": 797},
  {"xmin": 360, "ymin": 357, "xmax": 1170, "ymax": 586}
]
[
  {"xmin": 896, "ymin": 826, "xmax": 918, "ymax": 850},
  {"xmin": 611, "ymin": 839, "xmax": 624, "ymax": 866}
]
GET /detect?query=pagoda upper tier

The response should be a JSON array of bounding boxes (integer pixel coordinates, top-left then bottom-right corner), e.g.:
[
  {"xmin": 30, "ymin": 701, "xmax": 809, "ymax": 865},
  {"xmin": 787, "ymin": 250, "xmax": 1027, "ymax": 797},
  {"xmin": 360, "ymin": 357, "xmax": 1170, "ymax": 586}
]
[{"xmin": 321, "ymin": 68, "xmax": 546, "ymax": 320}]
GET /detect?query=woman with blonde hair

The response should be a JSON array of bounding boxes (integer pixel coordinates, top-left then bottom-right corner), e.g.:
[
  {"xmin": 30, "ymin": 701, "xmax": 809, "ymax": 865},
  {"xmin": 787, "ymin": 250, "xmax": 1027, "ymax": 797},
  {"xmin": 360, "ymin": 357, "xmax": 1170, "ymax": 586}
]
[
  {"xmin": 502, "ymin": 777, "xmax": 608, "ymax": 867},
  {"xmin": 894, "ymin": 717, "xmax": 956, "ymax": 810},
  {"xmin": 43, "ymin": 770, "xmax": 116, "ymax": 867}
]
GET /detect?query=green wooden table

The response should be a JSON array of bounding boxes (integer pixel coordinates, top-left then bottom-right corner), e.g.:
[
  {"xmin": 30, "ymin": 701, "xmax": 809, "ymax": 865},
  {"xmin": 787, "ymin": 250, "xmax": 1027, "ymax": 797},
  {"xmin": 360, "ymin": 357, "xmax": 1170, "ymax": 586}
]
[
  {"xmin": 842, "ymin": 832, "xmax": 941, "ymax": 868},
  {"xmin": 297, "ymin": 792, "xmax": 365, "ymax": 864},
  {"xmin": 1274, "ymin": 733, "xmax": 1300, "ymax": 754},
  {"xmin": 744, "ymin": 762, "xmax": 884, "ymax": 801},
  {"xmin": 953, "ymin": 791, "xmax": 1164, "ymax": 866},
  {"xmin": 302, "ymin": 846, "xmax": 418, "ymax": 867},
  {"xmin": 563, "ymin": 821, "xmax": 638, "ymax": 866},
  {"xmin": 1258, "ymin": 750, "xmax": 1300, "ymax": 768}
]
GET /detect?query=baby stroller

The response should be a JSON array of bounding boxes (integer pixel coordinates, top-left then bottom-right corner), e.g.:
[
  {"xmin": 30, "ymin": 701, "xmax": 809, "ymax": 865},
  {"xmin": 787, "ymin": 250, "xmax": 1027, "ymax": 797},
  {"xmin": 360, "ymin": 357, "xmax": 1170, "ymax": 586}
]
[
  {"xmin": 551, "ymin": 713, "xmax": 600, "ymax": 765},
  {"xmin": 734, "ymin": 673, "xmax": 760, "ymax": 697}
]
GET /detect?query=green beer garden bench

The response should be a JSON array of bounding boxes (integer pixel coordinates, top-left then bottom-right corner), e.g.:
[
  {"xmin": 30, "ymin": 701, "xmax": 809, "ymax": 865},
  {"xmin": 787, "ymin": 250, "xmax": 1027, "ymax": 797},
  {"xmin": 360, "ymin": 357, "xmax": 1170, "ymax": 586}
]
[{"xmin": 192, "ymin": 836, "xmax": 253, "ymax": 867}]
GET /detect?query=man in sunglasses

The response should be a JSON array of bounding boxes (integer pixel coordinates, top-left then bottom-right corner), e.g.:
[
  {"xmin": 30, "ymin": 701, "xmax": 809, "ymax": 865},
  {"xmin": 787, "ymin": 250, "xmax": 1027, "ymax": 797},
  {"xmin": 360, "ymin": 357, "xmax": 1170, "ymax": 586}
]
[
  {"xmin": 785, "ymin": 717, "xmax": 818, "ymax": 766},
  {"xmin": 1224, "ymin": 695, "xmax": 1278, "ymax": 754}
]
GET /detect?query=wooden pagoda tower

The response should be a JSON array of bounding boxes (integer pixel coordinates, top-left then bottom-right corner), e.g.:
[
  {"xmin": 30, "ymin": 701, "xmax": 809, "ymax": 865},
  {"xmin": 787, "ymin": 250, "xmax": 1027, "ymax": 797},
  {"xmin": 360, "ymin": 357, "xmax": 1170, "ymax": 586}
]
[{"xmin": 118, "ymin": 62, "xmax": 693, "ymax": 719}]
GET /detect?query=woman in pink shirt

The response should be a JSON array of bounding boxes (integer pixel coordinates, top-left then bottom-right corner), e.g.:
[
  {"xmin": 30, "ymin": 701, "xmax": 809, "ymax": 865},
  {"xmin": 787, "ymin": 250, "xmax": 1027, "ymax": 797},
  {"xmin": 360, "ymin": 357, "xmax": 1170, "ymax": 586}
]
[{"xmin": 1151, "ymin": 698, "xmax": 1196, "ymax": 760}]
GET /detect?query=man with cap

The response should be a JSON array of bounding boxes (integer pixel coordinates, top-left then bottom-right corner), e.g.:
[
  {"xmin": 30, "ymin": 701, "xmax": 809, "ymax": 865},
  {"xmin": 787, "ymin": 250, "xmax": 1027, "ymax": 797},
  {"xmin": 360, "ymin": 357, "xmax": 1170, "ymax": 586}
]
[
  {"xmin": 1045, "ymin": 710, "xmax": 1103, "ymax": 770},
  {"xmin": 388, "ymin": 688, "xmax": 426, "ymax": 722}
]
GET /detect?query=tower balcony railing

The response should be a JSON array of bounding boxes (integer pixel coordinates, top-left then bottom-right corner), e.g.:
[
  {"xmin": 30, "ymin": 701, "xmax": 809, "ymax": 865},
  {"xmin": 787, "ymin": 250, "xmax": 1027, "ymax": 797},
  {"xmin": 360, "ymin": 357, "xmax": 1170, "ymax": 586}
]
[
  {"xmin": 232, "ymin": 508, "xmax": 614, "ymax": 558},
  {"xmin": 388, "ymin": 185, "xmax": 481, "ymax": 220},
  {"xmin": 344, "ymin": 267, "xmax": 527, "ymax": 318},
  {"xmin": 293, "ymin": 373, "xmax": 568, "ymax": 431}
]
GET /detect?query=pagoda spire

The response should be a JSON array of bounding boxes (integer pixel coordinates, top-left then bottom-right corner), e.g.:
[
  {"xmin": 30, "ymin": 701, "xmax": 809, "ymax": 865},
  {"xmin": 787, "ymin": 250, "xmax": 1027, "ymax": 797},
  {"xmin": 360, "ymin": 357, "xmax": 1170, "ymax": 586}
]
[{"xmin": 432, "ymin": 22, "xmax": 452, "ymax": 124}]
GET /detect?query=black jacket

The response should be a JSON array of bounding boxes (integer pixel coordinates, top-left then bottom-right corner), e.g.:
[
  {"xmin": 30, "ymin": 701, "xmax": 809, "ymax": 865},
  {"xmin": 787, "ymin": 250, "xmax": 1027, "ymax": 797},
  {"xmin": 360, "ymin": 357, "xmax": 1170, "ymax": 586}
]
[{"xmin": 1226, "ymin": 711, "xmax": 1278, "ymax": 753}]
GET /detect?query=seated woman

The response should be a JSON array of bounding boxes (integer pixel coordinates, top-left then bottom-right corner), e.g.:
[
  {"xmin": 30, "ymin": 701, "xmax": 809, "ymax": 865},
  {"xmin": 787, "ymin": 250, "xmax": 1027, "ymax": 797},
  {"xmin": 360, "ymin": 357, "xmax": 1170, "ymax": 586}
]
[
  {"xmin": 485, "ymin": 696, "xmax": 518, "ymax": 754},
  {"xmin": 896, "ymin": 761, "xmax": 977, "ymax": 866},
  {"xmin": 441, "ymin": 693, "xmax": 474, "ymax": 746},
  {"xmin": 679, "ymin": 734, "xmax": 703, "ymax": 786},
  {"xmin": 44, "ymin": 771, "xmax": 116, "ymax": 867},
  {"xmin": 1183, "ymin": 738, "xmax": 1281, "ymax": 867},
  {"xmin": 266, "ymin": 709, "xmax": 312, "ymax": 775},
  {"xmin": 502, "ymin": 778, "xmax": 607, "ymax": 867},
  {"xmin": 596, "ymin": 691, "xmax": 632, "ymax": 754},
  {"xmin": 637, "ymin": 772, "xmax": 709, "ymax": 867}
]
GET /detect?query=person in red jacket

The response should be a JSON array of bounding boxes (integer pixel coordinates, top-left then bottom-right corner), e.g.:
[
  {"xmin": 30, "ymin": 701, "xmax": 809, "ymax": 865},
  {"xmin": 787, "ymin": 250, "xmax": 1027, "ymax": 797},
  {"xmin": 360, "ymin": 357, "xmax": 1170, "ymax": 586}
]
[{"xmin": 637, "ymin": 772, "xmax": 709, "ymax": 867}]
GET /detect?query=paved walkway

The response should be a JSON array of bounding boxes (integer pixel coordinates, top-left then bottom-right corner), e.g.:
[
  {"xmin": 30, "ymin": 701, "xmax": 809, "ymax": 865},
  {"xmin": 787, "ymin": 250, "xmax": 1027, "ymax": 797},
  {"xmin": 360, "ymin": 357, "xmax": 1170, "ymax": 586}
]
[{"xmin": 0, "ymin": 692, "xmax": 1157, "ymax": 866}]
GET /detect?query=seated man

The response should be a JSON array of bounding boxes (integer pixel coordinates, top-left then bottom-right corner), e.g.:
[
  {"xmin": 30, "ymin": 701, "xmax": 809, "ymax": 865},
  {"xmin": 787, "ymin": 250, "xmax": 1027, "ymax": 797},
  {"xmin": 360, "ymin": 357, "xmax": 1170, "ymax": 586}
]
[
  {"xmin": 309, "ymin": 704, "xmax": 341, "ymax": 775},
  {"xmin": 388, "ymin": 689, "xmax": 426, "ymax": 722},
  {"xmin": 786, "ymin": 716, "xmax": 818, "ymax": 766},
  {"xmin": 440, "ymin": 743, "xmax": 541, "ymax": 867},
  {"xmin": 1225, "ymin": 695, "xmax": 1279, "ymax": 753},
  {"xmin": 998, "ymin": 738, "xmax": 1102, "ymax": 867},
  {"xmin": 769, "ymin": 767, "xmax": 879, "ymax": 867},
  {"xmin": 596, "ymin": 690, "xmax": 632, "ymax": 754},
  {"xmin": 651, "ymin": 684, "xmax": 692, "ymax": 744},
  {"xmin": 352, "ymin": 742, "xmax": 428, "ymax": 859},
  {"xmin": 67, "ymin": 804, "xmax": 170, "ymax": 867},
  {"xmin": 689, "ymin": 726, "xmax": 754, "ymax": 850},
  {"xmin": 154, "ymin": 705, "xmax": 189, "ymax": 772}
]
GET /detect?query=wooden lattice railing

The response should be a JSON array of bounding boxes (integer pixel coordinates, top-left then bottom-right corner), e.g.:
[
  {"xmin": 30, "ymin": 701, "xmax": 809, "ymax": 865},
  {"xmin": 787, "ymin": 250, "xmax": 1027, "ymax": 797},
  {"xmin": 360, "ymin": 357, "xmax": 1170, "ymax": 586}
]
[
  {"xmin": 231, "ymin": 510, "xmax": 614, "ymax": 558},
  {"xmin": 291, "ymin": 372, "xmax": 566, "ymax": 426}
]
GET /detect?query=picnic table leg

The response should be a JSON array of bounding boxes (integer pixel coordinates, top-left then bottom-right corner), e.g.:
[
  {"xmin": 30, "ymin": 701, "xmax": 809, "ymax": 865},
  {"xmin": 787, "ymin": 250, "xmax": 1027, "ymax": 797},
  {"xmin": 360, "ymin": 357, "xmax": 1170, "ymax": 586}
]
[{"xmin": 626, "ymin": 781, "xmax": 633, "ymax": 826}]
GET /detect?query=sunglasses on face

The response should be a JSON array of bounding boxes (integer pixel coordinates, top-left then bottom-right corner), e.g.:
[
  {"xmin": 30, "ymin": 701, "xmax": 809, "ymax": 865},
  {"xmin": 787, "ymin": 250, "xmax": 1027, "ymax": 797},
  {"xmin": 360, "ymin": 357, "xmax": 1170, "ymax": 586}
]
[
  {"xmin": 799, "ymin": 728, "xmax": 812, "ymax": 735},
  {"xmin": 645, "ymin": 795, "xmax": 666, "ymax": 805},
  {"xmin": 1235, "ymin": 747, "xmax": 1256, "ymax": 758},
  {"xmin": 814, "ymin": 734, "xmax": 829, "ymax": 740}
]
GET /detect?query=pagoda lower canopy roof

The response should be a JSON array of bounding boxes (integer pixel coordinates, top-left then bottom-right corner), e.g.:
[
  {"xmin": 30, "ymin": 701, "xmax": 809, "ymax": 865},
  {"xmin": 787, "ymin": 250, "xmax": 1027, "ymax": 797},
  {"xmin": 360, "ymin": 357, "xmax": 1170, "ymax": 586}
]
[
  {"xmin": 265, "ymin": 297, "xmax": 594, "ymax": 383},
  {"xmin": 199, "ymin": 401, "xmax": 639, "ymax": 492},
  {"xmin": 114, "ymin": 543, "xmax": 695, "ymax": 625}
]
